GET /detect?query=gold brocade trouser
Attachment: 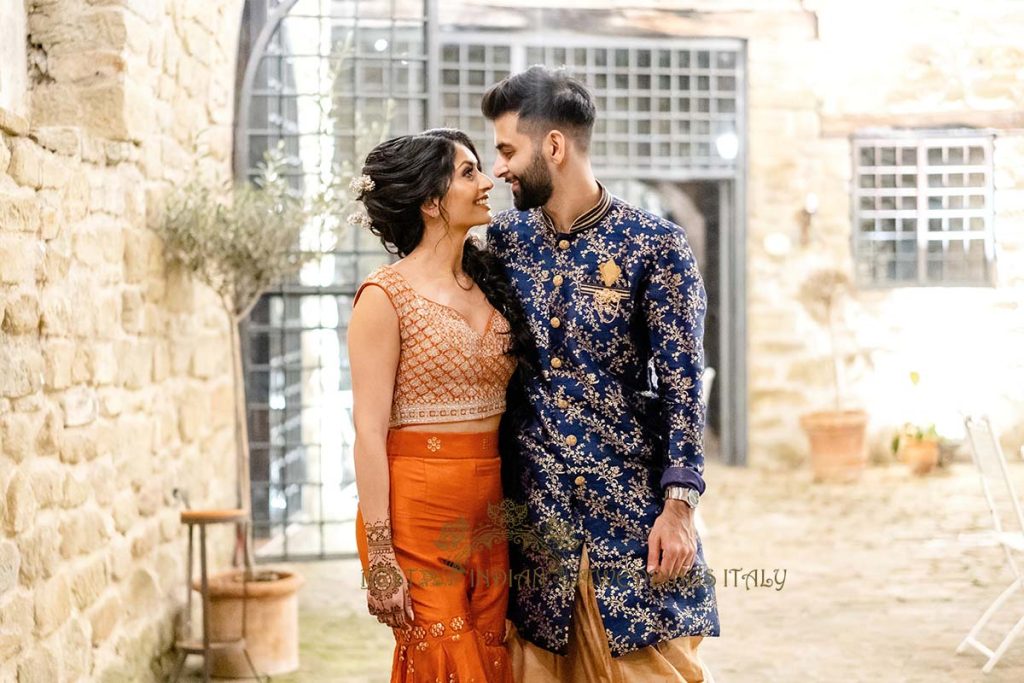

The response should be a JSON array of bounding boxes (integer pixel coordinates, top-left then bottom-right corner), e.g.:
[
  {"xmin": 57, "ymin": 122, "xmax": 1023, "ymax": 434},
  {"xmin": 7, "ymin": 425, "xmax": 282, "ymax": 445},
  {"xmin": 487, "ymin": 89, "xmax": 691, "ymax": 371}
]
[{"xmin": 506, "ymin": 545, "xmax": 708, "ymax": 683}]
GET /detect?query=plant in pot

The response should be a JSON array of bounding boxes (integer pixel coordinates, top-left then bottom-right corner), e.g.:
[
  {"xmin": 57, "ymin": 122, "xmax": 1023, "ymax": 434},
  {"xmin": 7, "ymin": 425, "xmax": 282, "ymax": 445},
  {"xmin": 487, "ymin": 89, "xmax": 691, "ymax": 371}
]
[
  {"xmin": 157, "ymin": 34, "xmax": 393, "ymax": 675},
  {"xmin": 157, "ymin": 139, "xmax": 319, "ymax": 676},
  {"xmin": 892, "ymin": 422, "xmax": 941, "ymax": 475},
  {"xmin": 797, "ymin": 268, "xmax": 870, "ymax": 482}
]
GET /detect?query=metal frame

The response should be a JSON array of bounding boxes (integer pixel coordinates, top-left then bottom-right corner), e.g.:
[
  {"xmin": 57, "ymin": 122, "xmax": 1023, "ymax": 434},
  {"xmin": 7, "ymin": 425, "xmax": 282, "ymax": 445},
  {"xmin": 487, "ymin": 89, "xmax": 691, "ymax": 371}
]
[
  {"xmin": 851, "ymin": 128, "xmax": 997, "ymax": 289},
  {"xmin": 958, "ymin": 415, "xmax": 1024, "ymax": 673},
  {"xmin": 234, "ymin": 0, "xmax": 431, "ymax": 562}
]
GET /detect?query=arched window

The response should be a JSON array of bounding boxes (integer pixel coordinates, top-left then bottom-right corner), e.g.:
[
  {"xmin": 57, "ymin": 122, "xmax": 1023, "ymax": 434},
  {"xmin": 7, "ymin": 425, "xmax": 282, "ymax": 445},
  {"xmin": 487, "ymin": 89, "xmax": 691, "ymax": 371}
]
[{"xmin": 236, "ymin": 0, "xmax": 432, "ymax": 561}]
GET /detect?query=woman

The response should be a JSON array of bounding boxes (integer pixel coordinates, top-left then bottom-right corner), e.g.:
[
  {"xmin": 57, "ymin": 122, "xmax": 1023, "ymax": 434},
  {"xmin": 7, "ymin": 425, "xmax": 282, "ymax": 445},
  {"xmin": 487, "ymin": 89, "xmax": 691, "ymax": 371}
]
[{"xmin": 349, "ymin": 128, "xmax": 528, "ymax": 683}]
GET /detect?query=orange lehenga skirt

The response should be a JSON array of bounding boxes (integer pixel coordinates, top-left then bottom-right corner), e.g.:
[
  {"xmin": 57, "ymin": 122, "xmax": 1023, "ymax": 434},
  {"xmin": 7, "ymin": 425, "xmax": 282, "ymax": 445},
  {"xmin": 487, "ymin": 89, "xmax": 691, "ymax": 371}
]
[{"xmin": 356, "ymin": 429, "xmax": 513, "ymax": 683}]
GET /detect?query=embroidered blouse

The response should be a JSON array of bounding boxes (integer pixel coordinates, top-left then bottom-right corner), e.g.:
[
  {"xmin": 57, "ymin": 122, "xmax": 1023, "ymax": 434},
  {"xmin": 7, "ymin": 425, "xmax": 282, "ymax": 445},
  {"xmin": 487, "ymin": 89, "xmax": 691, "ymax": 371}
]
[{"xmin": 353, "ymin": 264, "xmax": 516, "ymax": 428}]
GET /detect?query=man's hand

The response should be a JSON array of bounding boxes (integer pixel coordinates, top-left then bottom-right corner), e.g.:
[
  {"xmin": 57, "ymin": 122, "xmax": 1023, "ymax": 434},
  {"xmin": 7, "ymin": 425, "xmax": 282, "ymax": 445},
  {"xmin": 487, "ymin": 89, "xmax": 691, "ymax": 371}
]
[{"xmin": 647, "ymin": 499, "xmax": 697, "ymax": 586}]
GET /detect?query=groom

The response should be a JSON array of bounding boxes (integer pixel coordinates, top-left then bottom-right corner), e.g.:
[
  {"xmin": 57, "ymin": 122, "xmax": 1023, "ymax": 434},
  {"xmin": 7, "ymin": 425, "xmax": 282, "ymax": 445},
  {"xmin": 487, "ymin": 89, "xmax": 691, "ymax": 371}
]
[{"xmin": 482, "ymin": 66, "xmax": 719, "ymax": 681}]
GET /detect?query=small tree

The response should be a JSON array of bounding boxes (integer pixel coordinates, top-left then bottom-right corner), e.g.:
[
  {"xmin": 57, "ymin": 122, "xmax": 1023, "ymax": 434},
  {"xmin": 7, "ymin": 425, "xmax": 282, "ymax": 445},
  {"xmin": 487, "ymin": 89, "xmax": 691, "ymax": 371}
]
[
  {"xmin": 158, "ymin": 33, "xmax": 394, "ymax": 573},
  {"xmin": 157, "ymin": 143, "xmax": 319, "ymax": 574},
  {"xmin": 797, "ymin": 268, "xmax": 853, "ymax": 413}
]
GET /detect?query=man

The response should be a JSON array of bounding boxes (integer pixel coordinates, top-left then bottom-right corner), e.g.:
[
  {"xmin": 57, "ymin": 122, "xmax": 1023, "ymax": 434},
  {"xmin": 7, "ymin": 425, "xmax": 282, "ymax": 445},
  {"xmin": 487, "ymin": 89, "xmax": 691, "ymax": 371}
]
[{"xmin": 482, "ymin": 66, "xmax": 719, "ymax": 682}]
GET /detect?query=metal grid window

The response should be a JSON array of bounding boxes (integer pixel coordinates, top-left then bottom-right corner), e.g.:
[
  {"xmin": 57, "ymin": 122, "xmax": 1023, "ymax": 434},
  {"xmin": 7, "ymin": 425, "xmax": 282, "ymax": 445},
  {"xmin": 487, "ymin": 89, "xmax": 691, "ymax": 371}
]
[
  {"xmin": 852, "ymin": 131, "xmax": 996, "ymax": 287},
  {"xmin": 236, "ymin": 0, "xmax": 430, "ymax": 560},
  {"xmin": 437, "ymin": 36, "xmax": 744, "ymax": 213}
]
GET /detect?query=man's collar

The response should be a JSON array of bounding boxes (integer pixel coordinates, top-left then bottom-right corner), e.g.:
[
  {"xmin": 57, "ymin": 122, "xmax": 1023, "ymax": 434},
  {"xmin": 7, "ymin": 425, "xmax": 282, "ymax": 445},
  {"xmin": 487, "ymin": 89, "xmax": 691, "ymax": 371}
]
[{"xmin": 539, "ymin": 181, "xmax": 612, "ymax": 235}]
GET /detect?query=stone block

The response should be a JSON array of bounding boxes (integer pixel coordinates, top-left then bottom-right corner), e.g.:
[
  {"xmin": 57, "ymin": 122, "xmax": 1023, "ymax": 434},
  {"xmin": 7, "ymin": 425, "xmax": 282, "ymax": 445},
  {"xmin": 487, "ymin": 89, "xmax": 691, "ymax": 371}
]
[
  {"xmin": 17, "ymin": 519, "xmax": 58, "ymax": 583},
  {"xmin": 31, "ymin": 126, "xmax": 82, "ymax": 157},
  {"xmin": 59, "ymin": 427, "xmax": 98, "ymax": 464},
  {"xmin": 5, "ymin": 471, "xmax": 37, "ymax": 535},
  {"xmin": 28, "ymin": 460, "xmax": 63, "ymax": 508},
  {"xmin": 70, "ymin": 555, "xmax": 108, "ymax": 611},
  {"xmin": 0, "ymin": 185, "xmax": 41, "ymax": 233},
  {"xmin": 87, "ymin": 592, "xmax": 121, "ymax": 646},
  {"xmin": 1, "ymin": 411, "xmax": 39, "ymax": 463},
  {"xmin": 61, "ymin": 615, "xmax": 92, "ymax": 679},
  {"xmin": 2, "ymin": 291, "xmax": 40, "ymax": 334},
  {"xmin": 42, "ymin": 338, "xmax": 75, "ymax": 390},
  {"xmin": 61, "ymin": 469, "xmax": 88, "ymax": 508},
  {"xmin": 0, "ymin": 233, "xmax": 40, "ymax": 284},
  {"xmin": 61, "ymin": 386, "xmax": 98, "ymax": 427},
  {"xmin": 16, "ymin": 643, "xmax": 58, "ymax": 683},
  {"xmin": 39, "ymin": 286, "xmax": 72, "ymax": 336},
  {"xmin": 33, "ymin": 573, "xmax": 71, "ymax": 637},
  {"xmin": 0, "ymin": 540, "xmax": 19, "ymax": 594}
]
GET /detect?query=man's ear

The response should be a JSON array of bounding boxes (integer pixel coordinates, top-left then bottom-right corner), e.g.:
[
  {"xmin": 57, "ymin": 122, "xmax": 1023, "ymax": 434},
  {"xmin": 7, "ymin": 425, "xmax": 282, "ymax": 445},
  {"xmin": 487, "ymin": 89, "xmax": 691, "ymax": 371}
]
[
  {"xmin": 422, "ymin": 197, "xmax": 441, "ymax": 219},
  {"xmin": 546, "ymin": 130, "xmax": 567, "ymax": 165}
]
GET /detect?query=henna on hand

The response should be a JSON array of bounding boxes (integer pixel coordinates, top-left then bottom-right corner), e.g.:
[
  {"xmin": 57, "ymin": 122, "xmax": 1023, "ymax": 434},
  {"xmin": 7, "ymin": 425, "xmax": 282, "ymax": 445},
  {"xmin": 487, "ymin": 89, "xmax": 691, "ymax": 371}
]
[{"xmin": 364, "ymin": 516, "xmax": 404, "ymax": 609}]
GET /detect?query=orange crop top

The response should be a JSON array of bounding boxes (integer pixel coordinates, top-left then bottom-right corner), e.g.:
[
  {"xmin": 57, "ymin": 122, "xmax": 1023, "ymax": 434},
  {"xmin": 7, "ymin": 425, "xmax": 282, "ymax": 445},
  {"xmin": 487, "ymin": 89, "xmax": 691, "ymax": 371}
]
[{"xmin": 353, "ymin": 264, "xmax": 517, "ymax": 427}]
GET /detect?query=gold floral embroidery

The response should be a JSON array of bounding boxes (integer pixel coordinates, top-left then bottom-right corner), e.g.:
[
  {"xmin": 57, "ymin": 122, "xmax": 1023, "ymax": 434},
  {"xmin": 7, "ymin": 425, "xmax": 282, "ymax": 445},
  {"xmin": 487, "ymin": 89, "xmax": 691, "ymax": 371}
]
[
  {"xmin": 427, "ymin": 437, "xmax": 442, "ymax": 452},
  {"xmin": 486, "ymin": 200, "xmax": 719, "ymax": 657},
  {"xmin": 429, "ymin": 622, "xmax": 445, "ymax": 637},
  {"xmin": 450, "ymin": 616, "xmax": 465, "ymax": 630}
]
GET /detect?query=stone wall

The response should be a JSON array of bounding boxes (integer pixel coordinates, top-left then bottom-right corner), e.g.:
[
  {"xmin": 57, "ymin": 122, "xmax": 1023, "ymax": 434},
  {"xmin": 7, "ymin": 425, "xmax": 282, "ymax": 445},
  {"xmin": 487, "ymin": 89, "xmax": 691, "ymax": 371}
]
[
  {"xmin": 1, "ymin": 0, "xmax": 244, "ymax": 680},
  {"xmin": 742, "ymin": 0, "xmax": 1024, "ymax": 467}
]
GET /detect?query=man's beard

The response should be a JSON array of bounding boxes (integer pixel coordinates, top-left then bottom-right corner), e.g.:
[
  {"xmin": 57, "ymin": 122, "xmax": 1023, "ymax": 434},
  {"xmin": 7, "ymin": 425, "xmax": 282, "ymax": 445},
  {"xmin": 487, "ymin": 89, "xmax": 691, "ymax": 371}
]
[{"xmin": 511, "ymin": 152, "xmax": 554, "ymax": 211}]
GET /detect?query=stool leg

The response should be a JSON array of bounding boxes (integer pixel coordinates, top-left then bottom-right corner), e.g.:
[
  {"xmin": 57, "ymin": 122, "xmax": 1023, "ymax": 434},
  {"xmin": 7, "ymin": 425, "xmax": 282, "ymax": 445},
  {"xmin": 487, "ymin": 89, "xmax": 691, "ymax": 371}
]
[
  {"xmin": 169, "ymin": 650, "xmax": 186, "ymax": 682},
  {"xmin": 241, "ymin": 646, "xmax": 266, "ymax": 682},
  {"xmin": 200, "ymin": 523, "xmax": 211, "ymax": 683},
  {"xmin": 185, "ymin": 523, "xmax": 193, "ymax": 639}
]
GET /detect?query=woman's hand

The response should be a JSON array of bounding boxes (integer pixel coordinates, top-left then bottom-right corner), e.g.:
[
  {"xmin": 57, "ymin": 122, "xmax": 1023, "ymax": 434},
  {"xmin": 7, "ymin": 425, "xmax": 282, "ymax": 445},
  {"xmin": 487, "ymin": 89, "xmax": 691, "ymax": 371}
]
[
  {"xmin": 366, "ymin": 551, "xmax": 415, "ymax": 628},
  {"xmin": 364, "ymin": 517, "xmax": 415, "ymax": 628}
]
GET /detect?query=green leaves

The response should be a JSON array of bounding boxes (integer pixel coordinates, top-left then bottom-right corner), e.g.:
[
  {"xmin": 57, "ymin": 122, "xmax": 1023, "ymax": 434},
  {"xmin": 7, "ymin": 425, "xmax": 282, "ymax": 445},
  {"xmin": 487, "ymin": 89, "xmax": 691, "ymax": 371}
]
[{"xmin": 156, "ymin": 141, "xmax": 317, "ymax": 319}]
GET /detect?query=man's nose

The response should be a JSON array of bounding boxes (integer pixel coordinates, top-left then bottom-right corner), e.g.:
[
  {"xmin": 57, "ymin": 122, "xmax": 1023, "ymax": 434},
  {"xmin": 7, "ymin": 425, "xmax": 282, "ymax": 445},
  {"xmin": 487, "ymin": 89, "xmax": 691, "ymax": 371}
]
[{"xmin": 492, "ymin": 158, "xmax": 507, "ymax": 179}]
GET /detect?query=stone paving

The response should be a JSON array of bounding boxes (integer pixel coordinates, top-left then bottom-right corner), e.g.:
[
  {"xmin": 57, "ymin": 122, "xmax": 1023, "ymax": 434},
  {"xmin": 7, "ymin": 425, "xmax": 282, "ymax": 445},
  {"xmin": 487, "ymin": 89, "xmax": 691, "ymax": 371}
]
[{"xmin": 181, "ymin": 457, "xmax": 1024, "ymax": 682}]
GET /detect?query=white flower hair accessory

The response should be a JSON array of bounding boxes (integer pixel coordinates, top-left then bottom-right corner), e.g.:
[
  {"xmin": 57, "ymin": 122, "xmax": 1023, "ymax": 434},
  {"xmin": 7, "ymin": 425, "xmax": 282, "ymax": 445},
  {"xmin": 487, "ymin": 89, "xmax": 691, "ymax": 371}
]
[
  {"xmin": 346, "ymin": 211, "xmax": 373, "ymax": 229},
  {"xmin": 349, "ymin": 174, "xmax": 375, "ymax": 196}
]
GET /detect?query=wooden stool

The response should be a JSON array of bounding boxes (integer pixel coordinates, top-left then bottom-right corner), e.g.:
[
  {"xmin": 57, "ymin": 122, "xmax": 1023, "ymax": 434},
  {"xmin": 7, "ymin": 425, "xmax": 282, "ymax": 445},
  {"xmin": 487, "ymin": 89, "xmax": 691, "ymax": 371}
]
[{"xmin": 170, "ymin": 508, "xmax": 267, "ymax": 682}]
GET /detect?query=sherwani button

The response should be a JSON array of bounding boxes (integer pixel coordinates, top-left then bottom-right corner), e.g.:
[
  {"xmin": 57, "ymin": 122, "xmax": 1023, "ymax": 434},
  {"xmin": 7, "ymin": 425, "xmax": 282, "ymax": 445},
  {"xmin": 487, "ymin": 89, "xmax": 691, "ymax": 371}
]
[
  {"xmin": 565, "ymin": 435, "xmax": 577, "ymax": 446},
  {"xmin": 558, "ymin": 239, "xmax": 570, "ymax": 250},
  {"xmin": 552, "ymin": 274, "xmax": 564, "ymax": 286},
  {"xmin": 550, "ymin": 317, "xmax": 561, "ymax": 328},
  {"xmin": 557, "ymin": 398, "xmax": 569, "ymax": 409},
  {"xmin": 550, "ymin": 357, "xmax": 563, "ymax": 369},
  {"xmin": 574, "ymin": 476, "xmax": 585, "ymax": 486}
]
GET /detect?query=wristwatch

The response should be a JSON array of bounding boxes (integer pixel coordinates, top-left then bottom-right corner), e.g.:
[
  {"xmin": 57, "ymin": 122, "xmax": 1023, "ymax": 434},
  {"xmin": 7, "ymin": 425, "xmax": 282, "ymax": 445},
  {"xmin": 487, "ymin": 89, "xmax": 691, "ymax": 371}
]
[{"xmin": 664, "ymin": 485, "xmax": 700, "ymax": 509}]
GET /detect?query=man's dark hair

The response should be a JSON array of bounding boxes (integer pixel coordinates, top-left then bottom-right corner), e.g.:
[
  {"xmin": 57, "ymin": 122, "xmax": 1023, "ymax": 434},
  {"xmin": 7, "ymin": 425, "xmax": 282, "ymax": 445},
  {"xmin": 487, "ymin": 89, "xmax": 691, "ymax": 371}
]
[{"xmin": 481, "ymin": 65, "xmax": 596, "ymax": 152}]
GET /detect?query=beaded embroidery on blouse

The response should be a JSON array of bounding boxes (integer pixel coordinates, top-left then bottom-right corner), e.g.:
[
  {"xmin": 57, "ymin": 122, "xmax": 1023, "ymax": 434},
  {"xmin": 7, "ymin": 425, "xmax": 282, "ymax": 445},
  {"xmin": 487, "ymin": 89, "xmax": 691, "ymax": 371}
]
[{"xmin": 354, "ymin": 265, "xmax": 516, "ymax": 427}]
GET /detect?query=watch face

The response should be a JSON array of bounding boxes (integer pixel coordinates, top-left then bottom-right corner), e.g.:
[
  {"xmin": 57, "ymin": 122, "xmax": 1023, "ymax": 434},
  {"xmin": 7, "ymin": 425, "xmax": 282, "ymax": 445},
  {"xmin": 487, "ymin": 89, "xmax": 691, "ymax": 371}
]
[{"xmin": 686, "ymin": 489, "xmax": 699, "ymax": 506}]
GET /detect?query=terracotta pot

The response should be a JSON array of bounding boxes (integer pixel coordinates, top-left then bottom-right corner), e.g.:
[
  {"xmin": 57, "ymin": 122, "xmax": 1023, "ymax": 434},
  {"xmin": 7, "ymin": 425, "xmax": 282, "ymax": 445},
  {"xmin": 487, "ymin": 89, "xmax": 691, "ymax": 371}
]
[
  {"xmin": 799, "ymin": 409, "xmax": 869, "ymax": 482},
  {"xmin": 903, "ymin": 439, "xmax": 940, "ymax": 475},
  {"xmin": 193, "ymin": 567, "xmax": 304, "ymax": 677}
]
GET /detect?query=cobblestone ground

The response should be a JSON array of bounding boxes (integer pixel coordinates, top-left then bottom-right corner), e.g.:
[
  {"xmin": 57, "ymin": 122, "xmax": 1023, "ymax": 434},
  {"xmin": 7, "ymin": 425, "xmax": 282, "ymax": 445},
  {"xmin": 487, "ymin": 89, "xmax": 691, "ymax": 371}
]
[{"xmin": 183, "ymin": 458, "xmax": 1024, "ymax": 682}]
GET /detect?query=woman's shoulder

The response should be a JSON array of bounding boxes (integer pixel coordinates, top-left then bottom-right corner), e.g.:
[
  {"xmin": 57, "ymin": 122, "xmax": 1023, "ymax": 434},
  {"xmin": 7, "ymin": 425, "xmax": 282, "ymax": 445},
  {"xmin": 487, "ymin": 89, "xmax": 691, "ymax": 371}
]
[{"xmin": 355, "ymin": 263, "xmax": 412, "ymax": 311}]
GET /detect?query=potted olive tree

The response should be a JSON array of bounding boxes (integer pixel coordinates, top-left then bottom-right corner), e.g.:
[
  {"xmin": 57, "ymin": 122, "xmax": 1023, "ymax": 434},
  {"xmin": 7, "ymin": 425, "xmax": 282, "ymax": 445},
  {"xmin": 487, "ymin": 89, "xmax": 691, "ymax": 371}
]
[
  {"xmin": 797, "ymin": 268, "xmax": 870, "ymax": 482},
  {"xmin": 157, "ymin": 140, "xmax": 320, "ymax": 675}
]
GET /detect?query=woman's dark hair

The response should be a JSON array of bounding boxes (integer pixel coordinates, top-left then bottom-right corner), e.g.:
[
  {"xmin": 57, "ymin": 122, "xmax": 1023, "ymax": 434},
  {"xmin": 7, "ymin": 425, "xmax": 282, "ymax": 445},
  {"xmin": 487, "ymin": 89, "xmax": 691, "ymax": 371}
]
[
  {"xmin": 480, "ymin": 65, "xmax": 596, "ymax": 151},
  {"xmin": 356, "ymin": 128, "xmax": 536, "ymax": 370}
]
